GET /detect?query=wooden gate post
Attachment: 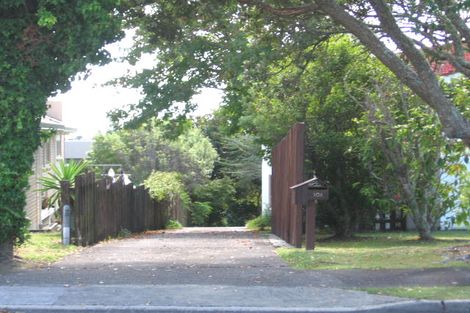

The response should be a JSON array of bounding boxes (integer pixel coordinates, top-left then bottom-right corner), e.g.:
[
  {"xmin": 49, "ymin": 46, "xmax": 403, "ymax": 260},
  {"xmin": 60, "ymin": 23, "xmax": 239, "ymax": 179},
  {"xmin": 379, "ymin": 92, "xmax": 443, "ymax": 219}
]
[
  {"xmin": 305, "ymin": 200, "xmax": 317, "ymax": 250},
  {"xmin": 291, "ymin": 176, "xmax": 328, "ymax": 251}
]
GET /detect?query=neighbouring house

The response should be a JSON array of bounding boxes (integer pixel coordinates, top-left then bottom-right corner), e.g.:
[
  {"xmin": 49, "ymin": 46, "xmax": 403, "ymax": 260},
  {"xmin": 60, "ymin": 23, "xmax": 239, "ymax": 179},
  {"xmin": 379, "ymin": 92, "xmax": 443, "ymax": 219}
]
[
  {"xmin": 25, "ymin": 101, "xmax": 74, "ymax": 230},
  {"xmin": 65, "ymin": 139, "xmax": 124, "ymax": 178},
  {"xmin": 261, "ymin": 152, "xmax": 271, "ymax": 216},
  {"xmin": 64, "ymin": 139, "xmax": 93, "ymax": 162},
  {"xmin": 435, "ymin": 52, "xmax": 470, "ymax": 230},
  {"xmin": 433, "ymin": 52, "xmax": 470, "ymax": 81}
]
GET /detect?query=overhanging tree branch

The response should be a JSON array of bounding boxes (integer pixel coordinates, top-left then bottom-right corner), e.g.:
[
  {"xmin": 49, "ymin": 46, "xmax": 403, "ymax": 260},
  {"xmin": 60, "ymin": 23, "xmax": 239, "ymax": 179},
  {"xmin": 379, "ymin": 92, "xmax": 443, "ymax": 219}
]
[
  {"xmin": 238, "ymin": 0, "xmax": 319, "ymax": 17},
  {"xmin": 238, "ymin": 0, "xmax": 470, "ymax": 145}
]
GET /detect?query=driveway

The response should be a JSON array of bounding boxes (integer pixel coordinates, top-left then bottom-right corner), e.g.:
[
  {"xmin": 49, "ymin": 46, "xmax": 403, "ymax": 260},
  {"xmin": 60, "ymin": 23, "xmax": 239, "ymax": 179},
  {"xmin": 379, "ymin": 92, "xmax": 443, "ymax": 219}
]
[{"xmin": 1, "ymin": 227, "xmax": 469, "ymax": 312}]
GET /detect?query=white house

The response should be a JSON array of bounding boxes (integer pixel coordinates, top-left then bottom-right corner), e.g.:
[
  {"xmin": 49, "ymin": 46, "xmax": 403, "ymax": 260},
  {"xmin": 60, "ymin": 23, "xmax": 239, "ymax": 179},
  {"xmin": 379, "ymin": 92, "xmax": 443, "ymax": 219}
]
[
  {"xmin": 24, "ymin": 101, "xmax": 74, "ymax": 230},
  {"xmin": 64, "ymin": 139, "xmax": 93, "ymax": 162},
  {"xmin": 261, "ymin": 155, "xmax": 272, "ymax": 216}
]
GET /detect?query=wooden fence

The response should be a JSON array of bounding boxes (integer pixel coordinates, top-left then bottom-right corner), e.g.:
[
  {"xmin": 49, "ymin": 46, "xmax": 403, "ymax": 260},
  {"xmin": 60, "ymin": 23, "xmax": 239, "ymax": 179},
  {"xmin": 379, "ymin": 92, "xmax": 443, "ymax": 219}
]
[
  {"xmin": 70, "ymin": 172, "xmax": 178, "ymax": 246},
  {"xmin": 271, "ymin": 123, "xmax": 305, "ymax": 248},
  {"xmin": 375, "ymin": 210, "xmax": 407, "ymax": 231}
]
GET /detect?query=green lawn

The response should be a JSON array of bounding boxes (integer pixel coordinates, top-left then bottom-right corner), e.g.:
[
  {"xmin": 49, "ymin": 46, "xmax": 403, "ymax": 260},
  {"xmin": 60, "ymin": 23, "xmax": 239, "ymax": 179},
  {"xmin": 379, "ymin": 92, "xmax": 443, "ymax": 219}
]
[
  {"xmin": 16, "ymin": 232, "xmax": 78, "ymax": 263},
  {"xmin": 277, "ymin": 231, "xmax": 470, "ymax": 270},
  {"xmin": 363, "ymin": 286, "xmax": 470, "ymax": 300}
]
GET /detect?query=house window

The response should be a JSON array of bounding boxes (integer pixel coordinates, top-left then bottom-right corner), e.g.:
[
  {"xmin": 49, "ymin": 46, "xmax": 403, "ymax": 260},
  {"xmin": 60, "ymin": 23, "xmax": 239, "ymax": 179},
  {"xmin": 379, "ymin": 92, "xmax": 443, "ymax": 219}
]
[
  {"xmin": 43, "ymin": 141, "xmax": 51, "ymax": 168},
  {"xmin": 56, "ymin": 135, "xmax": 62, "ymax": 158}
]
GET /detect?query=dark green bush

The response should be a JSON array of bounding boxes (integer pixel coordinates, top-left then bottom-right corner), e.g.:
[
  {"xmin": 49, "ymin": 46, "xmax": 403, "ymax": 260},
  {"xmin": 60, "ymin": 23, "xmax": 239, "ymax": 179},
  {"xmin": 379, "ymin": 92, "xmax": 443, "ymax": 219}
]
[{"xmin": 190, "ymin": 202, "xmax": 213, "ymax": 226}]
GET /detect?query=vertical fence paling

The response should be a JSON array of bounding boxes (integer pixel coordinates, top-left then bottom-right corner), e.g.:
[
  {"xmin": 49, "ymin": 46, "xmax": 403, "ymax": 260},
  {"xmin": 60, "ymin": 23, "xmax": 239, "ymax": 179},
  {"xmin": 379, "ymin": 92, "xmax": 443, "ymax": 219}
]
[
  {"xmin": 72, "ymin": 172, "xmax": 171, "ymax": 246},
  {"xmin": 271, "ymin": 123, "xmax": 305, "ymax": 248}
]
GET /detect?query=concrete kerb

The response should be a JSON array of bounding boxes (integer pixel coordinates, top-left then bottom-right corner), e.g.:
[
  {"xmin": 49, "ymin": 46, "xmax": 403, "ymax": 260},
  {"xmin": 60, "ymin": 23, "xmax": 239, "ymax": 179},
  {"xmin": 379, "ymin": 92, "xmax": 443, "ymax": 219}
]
[
  {"xmin": 267, "ymin": 234, "xmax": 294, "ymax": 248},
  {"xmin": 1, "ymin": 301, "xmax": 470, "ymax": 313}
]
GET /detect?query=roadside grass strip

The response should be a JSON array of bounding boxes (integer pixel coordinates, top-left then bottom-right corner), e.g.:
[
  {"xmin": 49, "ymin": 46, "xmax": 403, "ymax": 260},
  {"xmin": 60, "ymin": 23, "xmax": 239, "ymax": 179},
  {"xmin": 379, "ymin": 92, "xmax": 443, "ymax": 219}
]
[
  {"xmin": 277, "ymin": 231, "xmax": 470, "ymax": 270},
  {"xmin": 363, "ymin": 286, "xmax": 470, "ymax": 300},
  {"xmin": 16, "ymin": 232, "xmax": 78, "ymax": 263}
]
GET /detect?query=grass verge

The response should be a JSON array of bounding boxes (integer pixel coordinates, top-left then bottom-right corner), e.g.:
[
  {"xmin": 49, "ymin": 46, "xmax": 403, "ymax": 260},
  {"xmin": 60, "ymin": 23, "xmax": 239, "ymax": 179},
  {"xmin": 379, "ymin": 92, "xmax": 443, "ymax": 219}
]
[
  {"xmin": 277, "ymin": 231, "xmax": 470, "ymax": 270},
  {"xmin": 15, "ymin": 231, "xmax": 78, "ymax": 264},
  {"xmin": 363, "ymin": 286, "xmax": 470, "ymax": 300},
  {"xmin": 246, "ymin": 215, "xmax": 271, "ymax": 231}
]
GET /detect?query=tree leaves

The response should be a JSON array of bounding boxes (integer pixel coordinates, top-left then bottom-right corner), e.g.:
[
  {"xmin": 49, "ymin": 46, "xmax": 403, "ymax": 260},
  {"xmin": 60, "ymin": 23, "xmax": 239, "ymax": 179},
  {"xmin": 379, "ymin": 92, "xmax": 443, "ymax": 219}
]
[{"xmin": 0, "ymin": 0, "xmax": 123, "ymax": 246}]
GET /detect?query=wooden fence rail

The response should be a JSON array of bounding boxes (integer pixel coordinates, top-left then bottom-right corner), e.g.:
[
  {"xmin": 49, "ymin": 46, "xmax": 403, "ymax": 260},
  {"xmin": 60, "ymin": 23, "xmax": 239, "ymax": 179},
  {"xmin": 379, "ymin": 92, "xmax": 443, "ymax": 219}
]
[{"xmin": 70, "ymin": 172, "xmax": 172, "ymax": 246}]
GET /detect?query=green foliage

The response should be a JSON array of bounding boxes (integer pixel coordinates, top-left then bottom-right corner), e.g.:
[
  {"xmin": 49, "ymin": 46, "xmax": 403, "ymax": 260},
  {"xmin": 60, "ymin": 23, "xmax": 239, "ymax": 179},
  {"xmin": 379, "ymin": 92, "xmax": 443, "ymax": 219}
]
[
  {"xmin": 165, "ymin": 219, "xmax": 182, "ymax": 230},
  {"xmin": 354, "ymin": 65, "xmax": 467, "ymax": 239},
  {"xmin": 177, "ymin": 128, "xmax": 218, "ymax": 178},
  {"xmin": 90, "ymin": 121, "xmax": 217, "ymax": 186},
  {"xmin": 38, "ymin": 160, "xmax": 89, "ymax": 207},
  {"xmin": 110, "ymin": 1, "xmax": 337, "ymax": 128},
  {"xmin": 217, "ymin": 134, "xmax": 262, "ymax": 183},
  {"xmin": 189, "ymin": 202, "xmax": 213, "ymax": 226},
  {"xmin": 238, "ymin": 37, "xmax": 376, "ymax": 237},
  {"xmin": 144, "ymin": 171, "xmax": 187, "ymax": 202},
  {"xmin": 191, "ymin": 177, "xmax": 236, "ymax": 226},
  {"xmin": 197, "ymin": 114, "xmax": 262, "ymax": 226},
  {"xmin": 0, "ymin": 0, "xmax": 123, "ymax": 249},
  {"xmin": 113, "ymin": 0, "xmax": 470, "ymax": 147},
  {"xmin": 246, "ymin": 214, "xmax": 271, "ymax": 231},
  {"xmin": 457, "ymin": 170, "xmax": 470, "ymax": 227}
]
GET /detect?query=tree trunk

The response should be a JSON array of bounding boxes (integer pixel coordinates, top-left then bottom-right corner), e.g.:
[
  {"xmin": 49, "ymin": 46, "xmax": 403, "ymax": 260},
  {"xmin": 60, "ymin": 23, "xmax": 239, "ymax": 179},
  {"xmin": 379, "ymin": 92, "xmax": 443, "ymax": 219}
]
[
  {"xmin": 412, "ymin": 214, "xmax": 434, "ymax": 241},
  {"xmin": 0, "ymin": 239, "xmax": 13, "ymax": 263},
  {"xmin": 417, "ymin": 225, "xmax": 434, "ymax": 241}
]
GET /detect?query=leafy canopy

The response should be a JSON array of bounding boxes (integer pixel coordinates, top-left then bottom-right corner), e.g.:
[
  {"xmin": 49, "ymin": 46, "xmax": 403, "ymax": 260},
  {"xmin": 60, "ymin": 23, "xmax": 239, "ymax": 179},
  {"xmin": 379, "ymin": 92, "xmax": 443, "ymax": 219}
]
[
  {"xmin": 89, "ymin": 120, "xmax": 218, "ymax": 186},
  {"xmin": 111, "ymin": 1, "xmax": 470, "ymax": 146}
]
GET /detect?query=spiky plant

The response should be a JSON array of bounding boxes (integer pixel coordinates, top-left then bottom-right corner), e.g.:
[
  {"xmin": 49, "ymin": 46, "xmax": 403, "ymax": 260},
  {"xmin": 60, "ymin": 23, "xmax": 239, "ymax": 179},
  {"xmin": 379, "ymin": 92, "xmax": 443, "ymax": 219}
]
[{"xmin": 38, "ymin": 160, "xmax": 89, "ymax": 207}]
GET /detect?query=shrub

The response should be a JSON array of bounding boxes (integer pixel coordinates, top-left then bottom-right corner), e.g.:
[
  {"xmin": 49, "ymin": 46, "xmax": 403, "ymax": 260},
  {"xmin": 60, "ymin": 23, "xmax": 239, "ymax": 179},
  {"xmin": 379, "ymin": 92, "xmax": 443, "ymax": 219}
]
[
  {"xmin": 190, "ymin": 201, "xmax": 213, "ymax": 226},
  {"xmin": 165, "ymin": 219, "xmax": 182, "ymax": 229},
  {"xmin": 117, "ymin": 227, "xmax": 132, "ymax": 238},
  {"xmin": 246, "ymin": 214, "xmax": 271, "ymax": 231},
  {"xmin": 191, "ymin": 177, "xmax": 235, "ymax": 226},
  {"xmin": 144, "ymin": 171, "xmax": 188, "ymax": 202}
]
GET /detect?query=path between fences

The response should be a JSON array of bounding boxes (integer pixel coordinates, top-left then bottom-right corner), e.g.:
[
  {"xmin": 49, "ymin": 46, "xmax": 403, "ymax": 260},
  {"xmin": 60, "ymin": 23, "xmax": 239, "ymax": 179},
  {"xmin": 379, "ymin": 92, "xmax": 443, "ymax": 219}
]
[{"xmin": 1, "ymin": 227, "xmax": 470, "ymax": 312}]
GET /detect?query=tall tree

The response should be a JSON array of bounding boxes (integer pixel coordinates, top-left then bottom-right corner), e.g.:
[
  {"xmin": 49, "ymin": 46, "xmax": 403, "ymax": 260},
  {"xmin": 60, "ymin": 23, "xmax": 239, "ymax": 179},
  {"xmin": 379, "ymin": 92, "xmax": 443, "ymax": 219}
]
[
  {"xmin": 0, "ymin": 0, "xmax": 123, "ymax": 260},
  {"xmin": 197, "ymin": 112, "xmax": 262, "ymax": 226},
  {"xmin": 111, "ymin": 1, "xmax": 470, "ymax": 147},
  {"xmin": 355, "ymin": 71, "xmax": 466, "ymax": 240},
  {"xmin": 240, "ymin": 0, "xmax": 470, "ymax": 146}
]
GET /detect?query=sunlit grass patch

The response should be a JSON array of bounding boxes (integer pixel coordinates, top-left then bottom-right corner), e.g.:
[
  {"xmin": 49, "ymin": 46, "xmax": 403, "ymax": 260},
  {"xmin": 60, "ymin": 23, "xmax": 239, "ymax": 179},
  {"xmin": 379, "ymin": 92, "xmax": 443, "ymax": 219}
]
[
  {"xmin": 277, "ymin": 231, "xmax": 470, "ymax": 270},
  {"xmin": 16, "ymin": 232, "xmax": 78, "ymax": 263}
]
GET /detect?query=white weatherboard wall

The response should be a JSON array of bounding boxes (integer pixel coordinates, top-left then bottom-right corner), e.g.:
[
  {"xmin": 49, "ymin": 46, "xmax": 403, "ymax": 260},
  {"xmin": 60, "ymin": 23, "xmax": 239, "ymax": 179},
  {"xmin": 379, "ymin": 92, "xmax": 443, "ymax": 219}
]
[
  {"xmin": 261, "ymin": 156, "xmax": 272, "ymax": 215},
  {"xmin": 440, "ymin": 155, "xmax": 470, "ymax": 230}
]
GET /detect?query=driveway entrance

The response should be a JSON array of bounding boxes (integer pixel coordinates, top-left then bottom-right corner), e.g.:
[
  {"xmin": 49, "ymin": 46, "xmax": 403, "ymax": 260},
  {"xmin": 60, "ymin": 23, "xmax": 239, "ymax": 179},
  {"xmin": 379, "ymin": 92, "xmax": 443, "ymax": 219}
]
[{"xmin": 2, "ymin": 227, "xmax": 468, "ymax": 312}]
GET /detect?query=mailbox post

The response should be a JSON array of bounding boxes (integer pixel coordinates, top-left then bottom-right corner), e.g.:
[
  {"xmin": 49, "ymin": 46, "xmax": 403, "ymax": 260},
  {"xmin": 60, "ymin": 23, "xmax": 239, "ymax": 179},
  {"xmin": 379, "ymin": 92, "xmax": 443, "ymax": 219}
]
[{"xmin": 290, "ymin": 176, "xmax": 329, "ymax": 250}]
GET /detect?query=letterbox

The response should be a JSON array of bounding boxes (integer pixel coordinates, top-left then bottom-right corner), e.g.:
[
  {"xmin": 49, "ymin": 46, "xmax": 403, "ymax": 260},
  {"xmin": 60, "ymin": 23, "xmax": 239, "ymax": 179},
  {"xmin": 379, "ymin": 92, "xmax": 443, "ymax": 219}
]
[{"xmin": 290, "ymin": 176, "xmax": 329, "ymax": 205}]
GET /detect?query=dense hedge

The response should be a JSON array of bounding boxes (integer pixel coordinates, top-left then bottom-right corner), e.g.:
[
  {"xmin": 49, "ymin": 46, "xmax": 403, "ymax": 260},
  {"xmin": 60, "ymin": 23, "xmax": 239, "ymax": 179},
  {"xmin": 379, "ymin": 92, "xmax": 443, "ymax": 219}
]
[{"xmin": 0, "ymin": 0, "xmax": 123, "ymax": 251}]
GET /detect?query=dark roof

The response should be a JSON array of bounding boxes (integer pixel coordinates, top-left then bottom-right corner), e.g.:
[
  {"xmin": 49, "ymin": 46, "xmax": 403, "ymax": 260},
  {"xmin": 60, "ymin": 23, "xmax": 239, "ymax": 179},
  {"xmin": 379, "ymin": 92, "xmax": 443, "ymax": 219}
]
[{"xmin": 434, "ymin": 52, "xmax": 470, "ymax": 76}]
